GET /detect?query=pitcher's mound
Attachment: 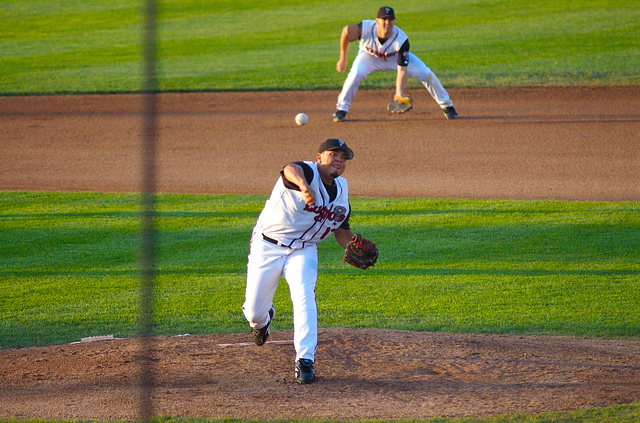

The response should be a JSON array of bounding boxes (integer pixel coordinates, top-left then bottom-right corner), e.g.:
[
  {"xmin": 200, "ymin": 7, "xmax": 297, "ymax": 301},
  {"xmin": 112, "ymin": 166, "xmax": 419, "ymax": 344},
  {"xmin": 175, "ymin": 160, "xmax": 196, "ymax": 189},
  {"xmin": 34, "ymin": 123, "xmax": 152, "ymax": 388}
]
[{"xmin": 1, "ymin": 328, "xmax": 639, "ymax": 420}]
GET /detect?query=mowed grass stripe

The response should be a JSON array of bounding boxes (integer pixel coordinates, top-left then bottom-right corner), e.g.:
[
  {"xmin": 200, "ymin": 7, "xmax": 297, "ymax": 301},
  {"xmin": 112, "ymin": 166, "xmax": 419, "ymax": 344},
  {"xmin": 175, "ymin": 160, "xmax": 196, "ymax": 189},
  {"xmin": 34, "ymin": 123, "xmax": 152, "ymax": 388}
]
[
  {"xmin": 1, "ymin": 0, "xmax": 639, "ymax": 94},
  {"xmin": 1, "ymin": 192, "xmax": 638, "ymax": 348}
]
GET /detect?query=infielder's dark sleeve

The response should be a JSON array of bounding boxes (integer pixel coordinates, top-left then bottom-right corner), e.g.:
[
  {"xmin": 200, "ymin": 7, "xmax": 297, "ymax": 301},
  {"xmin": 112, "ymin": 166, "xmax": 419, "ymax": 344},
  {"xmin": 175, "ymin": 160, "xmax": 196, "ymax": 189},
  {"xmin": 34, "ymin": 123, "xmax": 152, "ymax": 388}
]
[
  {"xmin": 398, "ymin": 39, "xmax": 409, "ymax": 66},
  {"xmin": 280, "ymin": 161, "xmax": 313, "ymax": 191}
]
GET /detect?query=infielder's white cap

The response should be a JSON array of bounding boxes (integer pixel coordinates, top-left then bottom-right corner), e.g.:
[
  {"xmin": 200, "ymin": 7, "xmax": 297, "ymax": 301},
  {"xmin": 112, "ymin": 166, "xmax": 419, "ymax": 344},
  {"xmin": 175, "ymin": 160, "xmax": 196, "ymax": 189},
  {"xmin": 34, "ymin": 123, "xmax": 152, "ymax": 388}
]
[
  {"xmin": 319, "ymin": 138, "xmax": 354, "ymax": 160},
  {"xmin": 377, "ymin": 6, "xmax": 395, "ymax": 19}
]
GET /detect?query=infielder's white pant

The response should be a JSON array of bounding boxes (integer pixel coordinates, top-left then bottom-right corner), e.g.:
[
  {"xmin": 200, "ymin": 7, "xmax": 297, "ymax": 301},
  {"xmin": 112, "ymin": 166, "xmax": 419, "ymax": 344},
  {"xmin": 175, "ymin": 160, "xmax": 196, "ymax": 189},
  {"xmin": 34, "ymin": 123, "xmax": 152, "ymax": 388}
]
[
  {"xmin": 243, "ymin": 232, "xmax": 319, "ymax": 362},
  {"xmin": 336, "ymin": 51, "xmax": 453, "ymax": 112}
]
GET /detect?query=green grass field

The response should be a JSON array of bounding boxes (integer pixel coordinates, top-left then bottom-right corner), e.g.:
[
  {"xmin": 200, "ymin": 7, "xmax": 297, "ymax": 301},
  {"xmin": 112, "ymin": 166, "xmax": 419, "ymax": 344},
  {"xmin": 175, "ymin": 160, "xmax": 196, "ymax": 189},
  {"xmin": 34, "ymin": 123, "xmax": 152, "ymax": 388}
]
[
  {"xmin": 2, "ymin": 192, "xmax": 639, "ymax": 348},
  {"xmin": 1, "ymin": 0, "xmax": 639, "ymax": 95}
]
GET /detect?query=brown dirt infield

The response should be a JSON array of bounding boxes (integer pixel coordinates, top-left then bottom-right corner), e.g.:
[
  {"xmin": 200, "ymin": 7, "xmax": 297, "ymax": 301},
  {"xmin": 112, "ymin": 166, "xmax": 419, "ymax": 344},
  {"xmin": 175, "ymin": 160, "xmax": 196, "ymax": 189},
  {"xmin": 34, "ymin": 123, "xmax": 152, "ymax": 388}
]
[{"xmin": 1, "ymin": 87, "xmax": 639, "ymax": 420}]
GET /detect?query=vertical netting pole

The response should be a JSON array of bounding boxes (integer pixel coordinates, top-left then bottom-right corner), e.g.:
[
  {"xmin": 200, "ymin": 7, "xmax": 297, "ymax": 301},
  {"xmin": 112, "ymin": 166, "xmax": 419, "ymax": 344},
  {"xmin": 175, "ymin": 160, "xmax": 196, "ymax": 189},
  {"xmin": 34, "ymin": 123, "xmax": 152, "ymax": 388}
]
[{"xmin": 140, "ymin": 0, "xmax": 157, "ymax": 421}]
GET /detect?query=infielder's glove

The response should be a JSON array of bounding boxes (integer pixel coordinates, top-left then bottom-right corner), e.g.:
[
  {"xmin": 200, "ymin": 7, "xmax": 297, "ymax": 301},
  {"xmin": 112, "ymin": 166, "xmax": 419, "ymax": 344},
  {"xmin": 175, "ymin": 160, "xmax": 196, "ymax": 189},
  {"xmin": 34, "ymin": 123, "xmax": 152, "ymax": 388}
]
[
  {"xmin": 387, "ymin": 94, "xmax": 413, "ymax": 114},
  {"xmin": 344, "ymin": 233, "xmax": 378, "ymax": 270}
]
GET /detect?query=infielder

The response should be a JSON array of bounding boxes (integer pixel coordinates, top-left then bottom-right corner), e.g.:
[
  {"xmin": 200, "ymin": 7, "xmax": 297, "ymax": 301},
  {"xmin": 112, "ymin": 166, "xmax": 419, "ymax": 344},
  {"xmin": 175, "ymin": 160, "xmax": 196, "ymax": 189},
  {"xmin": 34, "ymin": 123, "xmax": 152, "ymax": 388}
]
[
  {"xmin": 333, "ymin": 6, "xmax": 457, "ymax": 122},
  {"xmin": 242, "ymin": 139, "xmax": 376, "ymax": 384}
]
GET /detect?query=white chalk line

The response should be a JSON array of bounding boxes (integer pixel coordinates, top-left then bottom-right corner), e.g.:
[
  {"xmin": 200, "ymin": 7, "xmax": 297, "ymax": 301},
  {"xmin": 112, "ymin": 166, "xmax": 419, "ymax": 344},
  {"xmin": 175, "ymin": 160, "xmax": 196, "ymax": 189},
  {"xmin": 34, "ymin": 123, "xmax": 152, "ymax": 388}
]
[{"xmin": 67, "ymin": 333, "xmax": 293, "ymax": 348}]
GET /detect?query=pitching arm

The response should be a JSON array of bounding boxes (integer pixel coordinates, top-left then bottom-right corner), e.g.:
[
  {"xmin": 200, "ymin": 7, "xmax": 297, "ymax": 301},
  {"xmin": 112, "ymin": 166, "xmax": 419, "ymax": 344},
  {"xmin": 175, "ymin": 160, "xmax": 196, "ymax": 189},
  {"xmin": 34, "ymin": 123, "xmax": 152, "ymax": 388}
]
[{"xmin": 283, "ymin": 163, "xmax": 316, "ymax": 206}]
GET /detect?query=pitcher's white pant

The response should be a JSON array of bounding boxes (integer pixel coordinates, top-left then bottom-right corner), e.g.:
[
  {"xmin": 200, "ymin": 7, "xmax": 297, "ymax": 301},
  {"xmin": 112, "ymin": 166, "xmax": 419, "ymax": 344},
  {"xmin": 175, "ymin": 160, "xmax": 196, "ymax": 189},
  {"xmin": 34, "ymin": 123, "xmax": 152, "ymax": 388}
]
[
  {"xmin": 242, "ymin": 232, "xmax": 318, "ymax": 362},
  {"xmin": 336, "ymin": 51, "xmax": 453, "ymax": 112}
]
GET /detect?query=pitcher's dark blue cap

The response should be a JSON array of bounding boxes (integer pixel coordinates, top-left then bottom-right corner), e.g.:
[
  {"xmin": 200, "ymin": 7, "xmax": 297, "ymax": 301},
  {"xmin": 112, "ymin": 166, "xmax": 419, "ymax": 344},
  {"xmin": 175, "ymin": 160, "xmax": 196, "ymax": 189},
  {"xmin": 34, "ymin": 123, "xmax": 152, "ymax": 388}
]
[{"xmin": 318, "ymin": 139, "xmax": 354, "ymax": 160}]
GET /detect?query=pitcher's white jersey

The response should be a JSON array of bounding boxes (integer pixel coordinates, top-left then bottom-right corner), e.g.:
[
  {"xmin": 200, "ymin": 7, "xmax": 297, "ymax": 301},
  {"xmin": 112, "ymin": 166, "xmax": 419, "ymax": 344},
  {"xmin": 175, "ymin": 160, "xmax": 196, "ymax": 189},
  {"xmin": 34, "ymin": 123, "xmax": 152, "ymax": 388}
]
[
  {"xmin": 359, "ymin": 19, "xmax": 408, "ymax": 60},
  {"xmin": 255, "ymin": 161, "xmax": 350, "ymax": 249}
]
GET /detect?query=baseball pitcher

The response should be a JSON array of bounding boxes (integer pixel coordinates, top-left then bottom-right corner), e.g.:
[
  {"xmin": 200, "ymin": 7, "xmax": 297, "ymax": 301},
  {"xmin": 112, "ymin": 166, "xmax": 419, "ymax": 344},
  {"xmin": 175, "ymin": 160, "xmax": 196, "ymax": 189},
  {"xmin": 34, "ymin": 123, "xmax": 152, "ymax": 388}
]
[{"xmin": 242, "ymin": 139, "xmax": 378, "ymax": 384}]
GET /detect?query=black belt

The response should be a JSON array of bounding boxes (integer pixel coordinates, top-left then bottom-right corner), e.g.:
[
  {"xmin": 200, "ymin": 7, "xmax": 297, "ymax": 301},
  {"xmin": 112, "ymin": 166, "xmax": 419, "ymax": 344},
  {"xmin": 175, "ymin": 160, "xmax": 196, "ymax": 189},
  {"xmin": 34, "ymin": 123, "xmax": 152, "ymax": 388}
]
[{"xmin": 263, "ymin": 234, "xmax": 289, "ymax": 248}]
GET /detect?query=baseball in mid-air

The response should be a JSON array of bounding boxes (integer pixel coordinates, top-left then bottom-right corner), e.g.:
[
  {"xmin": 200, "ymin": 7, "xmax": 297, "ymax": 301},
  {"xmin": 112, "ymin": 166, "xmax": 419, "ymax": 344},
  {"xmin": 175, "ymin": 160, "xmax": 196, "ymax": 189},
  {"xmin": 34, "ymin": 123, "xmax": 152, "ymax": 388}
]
[{"xmin": 295, "ymin": 113, "xmax": 309, "ymax": 126}]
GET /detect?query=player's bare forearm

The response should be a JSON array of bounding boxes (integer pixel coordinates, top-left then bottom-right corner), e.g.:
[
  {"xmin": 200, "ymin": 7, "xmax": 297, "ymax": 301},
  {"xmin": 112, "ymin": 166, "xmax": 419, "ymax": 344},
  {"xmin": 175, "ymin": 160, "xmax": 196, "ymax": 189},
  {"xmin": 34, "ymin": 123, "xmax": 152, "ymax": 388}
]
[
  {"xmin": 334, "ymin": 228, "xmax": 355, "ymax": 249},
  {"xmin": 395, "ymin": 65, "xmax": 408, "ymax": 98},
  {"xmin": 336, "ymin": 27, "xmax": 350, "ymax": 72},
  {"xmin": 336, "ymin": 57, "xmax": 348, "ymax": 73},
  {"xmin": 337, "ymin": 24, "xmax": 360, "ymax": 73},
  {"xmin": 283, "ymin": 163, "xmax": 316, "ymax": 206}
]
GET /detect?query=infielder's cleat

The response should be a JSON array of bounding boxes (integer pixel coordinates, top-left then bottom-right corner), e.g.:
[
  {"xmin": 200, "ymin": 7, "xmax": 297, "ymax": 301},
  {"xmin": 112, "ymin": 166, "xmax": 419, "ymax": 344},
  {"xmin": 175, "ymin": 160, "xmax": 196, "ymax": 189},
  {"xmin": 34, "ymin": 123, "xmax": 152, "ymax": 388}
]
[
  {"xmin": 332, "ymin": 110, "xmax": 347, "ymax": 122},
  {"xmin": 443, "ymin": 106, "xmax": 458, "ymax": 120},
  {"xmin": 294, "ymin": 358, "xmax": 316, "ymax": 384},
  {"xmin": 252, "ymin": 306, "xmax": 275, "ymax": 346}
]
